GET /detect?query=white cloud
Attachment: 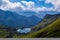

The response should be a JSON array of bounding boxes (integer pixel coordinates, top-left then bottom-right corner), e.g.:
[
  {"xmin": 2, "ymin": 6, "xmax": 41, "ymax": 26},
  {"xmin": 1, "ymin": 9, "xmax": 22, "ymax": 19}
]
[
  {"xmin": 0, "ymin": 0, "xmax": 25, "ymax": 11},
  {"xmin": 0, "ymin": 0, "xmax": 35, "ymax": 13},
  {"xmin": 0, "ymin": 0, "xmax": 60, "ymax": 14},
  {"xmin": 21, "ymin": 1, "xmax": 35, "ymax": 10},
  {"xmin": 45, "ymin": 0, "xmax": 60, "ymax": 12},
  {"xmin": 34, "ymin": 7, "xmax": 55, "ymax": 13}
]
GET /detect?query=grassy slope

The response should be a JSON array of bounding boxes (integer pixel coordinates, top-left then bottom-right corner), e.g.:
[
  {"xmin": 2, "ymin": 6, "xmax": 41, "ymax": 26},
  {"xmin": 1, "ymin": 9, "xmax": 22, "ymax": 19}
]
[
  {"xmin": 14, "ymin": 18, "xmax": 60, "ymax": 38},
  {"xmin": 0, "ymin": 29, "xmax": 9, "ymax": 38}
]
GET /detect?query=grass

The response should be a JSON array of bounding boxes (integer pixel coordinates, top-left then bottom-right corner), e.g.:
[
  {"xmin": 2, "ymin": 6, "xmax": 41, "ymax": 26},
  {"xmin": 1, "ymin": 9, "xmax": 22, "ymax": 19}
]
[{"xmin": 0, "ymin": 29, "xmax": 9, "ymax": 38}]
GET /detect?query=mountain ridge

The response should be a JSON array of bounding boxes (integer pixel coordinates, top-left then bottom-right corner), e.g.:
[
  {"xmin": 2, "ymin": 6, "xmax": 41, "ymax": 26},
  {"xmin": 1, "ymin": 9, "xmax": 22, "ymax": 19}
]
[
  {"xmin": 14, "ymin": 14, "xmax": 60, "ymax": 38},
  {"xmin": 31, "ymin": 13, "xmax": 60, "ymax": 32},
  {"xmin": 0, "ymin": 9, "xmax": 41, "ymax": 28}
]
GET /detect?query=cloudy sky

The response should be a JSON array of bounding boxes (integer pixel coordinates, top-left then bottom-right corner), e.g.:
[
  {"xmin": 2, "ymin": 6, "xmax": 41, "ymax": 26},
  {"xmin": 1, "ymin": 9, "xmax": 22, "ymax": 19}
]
[{"xmin": 0, "ymin": 0, "xmax": 60, "ymax": 13}]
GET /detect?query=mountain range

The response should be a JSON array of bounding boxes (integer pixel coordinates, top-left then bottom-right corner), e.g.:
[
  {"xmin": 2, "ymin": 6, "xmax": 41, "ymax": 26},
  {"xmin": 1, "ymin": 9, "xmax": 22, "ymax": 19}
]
[
  {"xmin": 0, "ymin": 9, "xmax": 41, "ymax": 28},
  {"xmin": 14, "ymin": 13, "xmax": 60, "ymax": 38},
  {"xmin": 0, "ymin": 10, "xmax": 60, "ymax": 38}
]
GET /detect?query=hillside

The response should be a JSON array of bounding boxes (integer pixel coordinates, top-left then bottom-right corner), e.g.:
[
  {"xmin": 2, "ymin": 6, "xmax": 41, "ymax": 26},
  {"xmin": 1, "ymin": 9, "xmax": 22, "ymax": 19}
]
[
  {"xmin": 31, "ymin": 14, "xmax": 60, "ymax": 32},
  {"xmin": 14, "ymin": 18, "xmax": 60, "ymax": 38},
  {"xmin": 0, "ymin": 29, "xmax": 9, "ymax": 38}
]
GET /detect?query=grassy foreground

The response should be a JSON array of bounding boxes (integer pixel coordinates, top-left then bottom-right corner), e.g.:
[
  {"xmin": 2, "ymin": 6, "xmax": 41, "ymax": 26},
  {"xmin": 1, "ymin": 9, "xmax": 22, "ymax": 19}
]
[{"xmin": 0, "ymin": 29, "xmax": 9, "ymax": 38}]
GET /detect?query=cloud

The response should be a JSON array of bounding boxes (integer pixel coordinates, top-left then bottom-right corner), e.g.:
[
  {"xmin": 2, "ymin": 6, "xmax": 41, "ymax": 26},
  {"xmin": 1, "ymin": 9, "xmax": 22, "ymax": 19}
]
[
  {"xmin": 0, "ymin": 0, "xmax": 25, "ymax": 11},
  {"xmin": 0, "ymin": 0, "xmax": 60, "ymax": 14},
  {"xmin": 34, "ymin": 7, "xmax": 54, "ymax": 13},
  {"xmin": 21, "ymin": 1, "xmax": 35, "ymax": 10},
  {"xmin": 0, "ymin": 0, "xmax": 35, "ymax": 11},
  {"xmin": 0, "ymin": 0, "xmax": 35, "ymax": 13},
  {"xmin": 45, "ymin": 0, "xmax": 60, "ymax": 12}
]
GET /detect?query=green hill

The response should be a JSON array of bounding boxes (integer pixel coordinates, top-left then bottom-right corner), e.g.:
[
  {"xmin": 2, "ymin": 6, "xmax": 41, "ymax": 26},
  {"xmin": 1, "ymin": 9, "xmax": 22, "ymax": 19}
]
[
  {"xmin": 0, "ymin": 29, "xmax": 9, "ymax": 38},
  {"xmin": 14, "ymin": 18, "xmax": 60, "ymax": 38},
  {"xmin": 31, "ymin": 14, "xmax": 60, "ymax": 32}
]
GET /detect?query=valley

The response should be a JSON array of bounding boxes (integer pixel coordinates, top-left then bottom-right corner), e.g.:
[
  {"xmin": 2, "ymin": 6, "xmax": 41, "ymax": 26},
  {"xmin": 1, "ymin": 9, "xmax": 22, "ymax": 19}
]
[{"xmin": 0, "ymin": 12, "xmax": 60, "ymax": 38}]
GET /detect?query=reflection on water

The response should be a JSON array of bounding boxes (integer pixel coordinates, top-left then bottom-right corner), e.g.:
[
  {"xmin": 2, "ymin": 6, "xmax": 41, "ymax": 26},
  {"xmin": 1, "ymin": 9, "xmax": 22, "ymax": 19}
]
[{"xmin": 17, "ymin": 28, "xmax": 31, "ymax": 33}]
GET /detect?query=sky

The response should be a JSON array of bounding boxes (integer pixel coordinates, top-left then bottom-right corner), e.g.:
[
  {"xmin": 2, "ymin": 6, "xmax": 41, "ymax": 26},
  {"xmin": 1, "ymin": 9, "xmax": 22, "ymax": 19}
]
[
  {"xmin": 0, "ymin": 0, "xmax": 60, "ymax": 14},
  {"xmin": 10, "ymin": 0, "xmax": 53, "ymax": 8}
]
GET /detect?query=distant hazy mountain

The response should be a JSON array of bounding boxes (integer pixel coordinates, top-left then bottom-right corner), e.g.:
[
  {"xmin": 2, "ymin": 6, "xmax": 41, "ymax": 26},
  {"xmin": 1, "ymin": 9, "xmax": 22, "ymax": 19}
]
[
  {"xmin": 22, "ymin": 10, "xmax": 36, "ymax": 17},
  {"xmin": 0, "ymin": 9, "xmax": 41, "ymax": 28},
  {"xmin": 37, "ymin": 11, "xmax": 59, "ymax": 18}
]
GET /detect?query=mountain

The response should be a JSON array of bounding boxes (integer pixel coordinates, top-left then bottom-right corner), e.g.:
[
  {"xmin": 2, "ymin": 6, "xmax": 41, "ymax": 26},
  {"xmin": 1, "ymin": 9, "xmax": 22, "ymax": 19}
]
[
  {"xmin": 37, "ymin": 11, "xmax": 59, "ymax": 18},
  {"xmin": 31, "ymin": 14, "xmax": 60, "ymax": 32},
  {"xmin": 18, "ymin": 18, "xmax": 60, "ymax": 38},
  {"xmin": 0, "ymin": 9, "xmax": 41, "ymax": 28},
  {"xmin": 0, "ymin": 10, "xmax": 60, "ymax": 38},
  {"xmin": 22, "ymin": 10, "xmax": 36, "ymax": 17},
  {"xmin": 14, "ymin": 14, "xmax": 60, "ymax": 38}
]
